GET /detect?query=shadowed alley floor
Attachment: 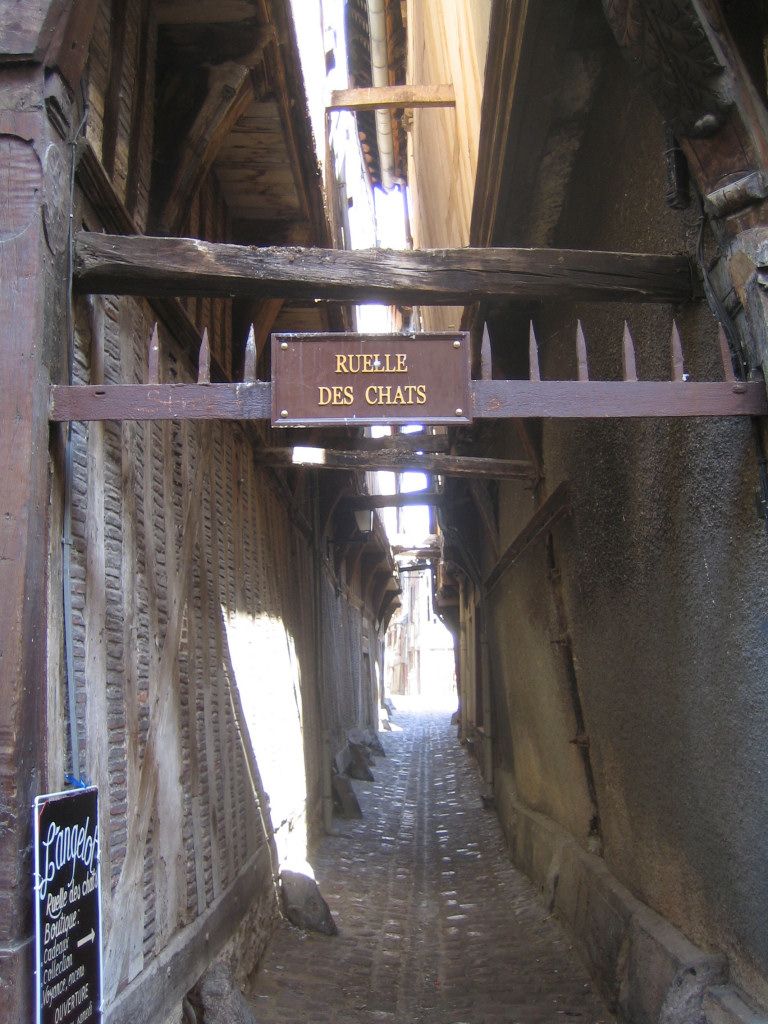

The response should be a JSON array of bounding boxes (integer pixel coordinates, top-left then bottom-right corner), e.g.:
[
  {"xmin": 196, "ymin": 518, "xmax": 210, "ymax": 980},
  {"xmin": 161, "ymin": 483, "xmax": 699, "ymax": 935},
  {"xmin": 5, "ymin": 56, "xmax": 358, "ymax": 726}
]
[{"xmin": 246, "ymin": 704, "xmax": 613, "ymax": 1023}]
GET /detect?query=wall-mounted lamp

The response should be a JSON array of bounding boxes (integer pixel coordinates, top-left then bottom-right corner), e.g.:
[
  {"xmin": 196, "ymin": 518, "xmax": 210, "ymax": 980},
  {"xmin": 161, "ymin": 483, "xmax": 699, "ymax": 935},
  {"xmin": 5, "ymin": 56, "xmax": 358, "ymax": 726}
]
[{"xmin": 353, "ymin": 508, "xmax": 374, "ymax": 535}]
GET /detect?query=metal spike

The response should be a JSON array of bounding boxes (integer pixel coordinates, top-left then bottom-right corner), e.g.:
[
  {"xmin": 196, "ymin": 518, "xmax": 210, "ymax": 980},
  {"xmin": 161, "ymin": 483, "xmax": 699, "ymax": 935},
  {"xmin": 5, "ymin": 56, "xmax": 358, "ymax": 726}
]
[
  {"xmin": 670, "ymin": 320, "xmax": 686, "ymax": 380},
  {"xmin": 528, "ymin": 321, "xmax": 541, "ymax": 382},
  {"xmin": 480, "ymin": 323, "xmax": 492, "ymax": 381},
  {"xmin": 148, "ymin": 322, "xmax": 160, "ymax": 384},
  {"xmin": 622, "ymin": 321, "xmax": 638, "ymax": 381},
  {"xmin": 198, "ymin": 327, "xmax": 210, "ymax": 384},
  {"xmin": 576, "ymin": 320, "xmax": 589, "ymax": 381},
  {"xmin": 243, "ymin": 324, "xmax": 257, "ymax": 382},
  {"xmin": 718, "ymin": 323, "xmax": 736, "ymax": 382}
]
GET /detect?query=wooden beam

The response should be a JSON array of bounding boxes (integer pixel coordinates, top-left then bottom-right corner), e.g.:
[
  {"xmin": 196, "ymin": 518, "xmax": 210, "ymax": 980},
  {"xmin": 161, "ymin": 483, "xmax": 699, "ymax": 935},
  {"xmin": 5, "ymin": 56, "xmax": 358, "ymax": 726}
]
[
  {"xmin": 159, "ymin": 56, "xmax": 267, "ymax": 233},
  {"xmin": 348, "ymin": 433, "xmax": 450, "ymax": 453},
  {"xmin": 74, "ymin": 232, "xmax": 697, "ymax": 304},
  {"xmin": 328, "ymin": 85, "xmax": 456, "ymax": 111},
  {"xmin": 485, "ymin": 481, "xmax": 571, "ymax": 593},
  {"xmin": 344, "ymin": 491, "xmax": 444, "ymax": 510},
  {"xmin": 50, "ymin": 375, "xmax": 767, "ymax": 423},
  {"xmin": 471, "ymin": 379, "xmax": 767, "ymax": 417},
  {"xmin": 250, "ymin": 448, "xmax": 534, "ymax": 480},
  {"xmin": 50, "ymin": 382, "xmax": 272, "ymax": 422}
]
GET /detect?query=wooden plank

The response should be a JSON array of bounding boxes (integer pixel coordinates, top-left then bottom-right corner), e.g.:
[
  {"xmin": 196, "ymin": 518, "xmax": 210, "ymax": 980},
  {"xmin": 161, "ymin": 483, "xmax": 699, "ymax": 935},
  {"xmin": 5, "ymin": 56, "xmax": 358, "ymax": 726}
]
[
  {"xmin": 485, "ymin": 481, "xmax": 571, "ymax": 594},
  {"xmin": 250, "ymin": 448, "xmax": 534, "ymax": 480},
  {"xmin": 328, "ymin": 85, "xmax": 456, "ymax": 111},
  {"xmin": 344, "ymin": 491, "xmax": 444, "ymax": 510},
  {"xmin": 50, "ymin": 382, "xmax": 272, "ymax": 421},
  {"xmin": 74, "ymin": 232, "xmax": 697, "ymax": 304},
  {"xmin": 50, "ymin": 376, "xmax": 767, "ymax": 423},
  {"xmin": 472, "ymin": 379, "xmax": 768, "ymax": 417}
]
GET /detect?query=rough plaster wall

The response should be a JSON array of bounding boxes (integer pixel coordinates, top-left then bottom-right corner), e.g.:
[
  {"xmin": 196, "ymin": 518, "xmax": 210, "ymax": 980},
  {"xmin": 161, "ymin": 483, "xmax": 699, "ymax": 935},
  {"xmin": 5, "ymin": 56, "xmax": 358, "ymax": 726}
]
[
  {"xmin": 488, "ymin": 541, "xmax": 596, "ymax": 840},
  {"xmin": 493, "ymin": 50, "xmax": 768, "ymax": 1001},
  {"xmin": 406, "ymin": 0, "xmax": 490, "ymax": 332}
]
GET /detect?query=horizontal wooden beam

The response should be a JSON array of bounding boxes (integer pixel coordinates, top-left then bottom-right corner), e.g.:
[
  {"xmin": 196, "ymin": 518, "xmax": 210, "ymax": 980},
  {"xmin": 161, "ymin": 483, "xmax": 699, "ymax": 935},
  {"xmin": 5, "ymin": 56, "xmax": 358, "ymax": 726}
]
[
  {"xmin": 344, "ymin": 491, "xmax": 444, "ymax": 510},
  {"xmin": 472, "ymin": 379, "xmax": 767, "ymax": 417},
  {"xmin": 50, "ymin": 382, "xmax": 272, "ymax": 422},
  {"xmin": 74, "ymin": 232, "xmax": 696, "ymax": 304},
  {"xmin": 485, "ymin": 481, "xmax": 572, "ymax": 594},
  {"xmin": 51, "ymin": 377, "xmax": 767, "ymax": 424},
  {"xmin": 348, "ymin": 433, "xmax": 451, "ymax": 454},
  {"xmin": 250, "ymin": 448, "xmax": 534, "ymax": 480},
  {"xmin": 328, "ymin": 85, "xmax": 456, "ymax": 111}
]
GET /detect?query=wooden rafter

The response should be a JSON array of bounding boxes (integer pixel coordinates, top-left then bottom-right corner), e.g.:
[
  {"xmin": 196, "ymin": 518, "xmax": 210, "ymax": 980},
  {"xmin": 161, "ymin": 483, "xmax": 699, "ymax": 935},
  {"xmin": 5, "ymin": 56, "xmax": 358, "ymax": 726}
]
[
  {"xmin": 248, "ymin": 448, "xmax": 534, "ymax": 480},
  {"xmin": 344, "ymin": 491, "xmax": 444, "ymax": 510},
  {"xmin": 74, "ymin": 232, "xmax": 697, "ymax": 304},
  {"xmin": 160, "ymin": 69, "xmax": 255, "ymax": 233}
]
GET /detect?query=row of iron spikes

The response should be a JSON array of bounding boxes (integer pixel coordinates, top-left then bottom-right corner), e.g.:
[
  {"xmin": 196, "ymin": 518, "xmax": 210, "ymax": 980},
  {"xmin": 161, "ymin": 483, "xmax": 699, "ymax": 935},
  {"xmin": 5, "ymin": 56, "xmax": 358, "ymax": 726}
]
[
  {"xmin": 147, "ymin": 323, "xmax": 259, "ymax": 385},
  {"xmin": 146, "ymin": 320, "xmax": 736, "ymax": 387},
  {"xmin": 527, "ymin": 319, "xmax": 738, "ymax": 384}
]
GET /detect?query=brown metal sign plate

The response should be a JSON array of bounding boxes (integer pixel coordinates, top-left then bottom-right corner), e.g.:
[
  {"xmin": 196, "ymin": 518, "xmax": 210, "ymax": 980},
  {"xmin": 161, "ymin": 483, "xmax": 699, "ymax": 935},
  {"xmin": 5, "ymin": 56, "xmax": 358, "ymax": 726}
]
[{"xmin": 271, "ymin": 332, "xmax": 472, "ymax": 427}]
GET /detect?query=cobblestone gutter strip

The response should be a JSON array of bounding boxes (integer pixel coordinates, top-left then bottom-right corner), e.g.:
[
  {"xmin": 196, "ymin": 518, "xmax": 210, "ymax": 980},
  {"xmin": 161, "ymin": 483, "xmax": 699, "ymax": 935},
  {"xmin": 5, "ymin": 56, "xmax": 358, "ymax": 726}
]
[{"xmin": 494, "ymin": 770, "xmax": 766, "ymax": 1024}]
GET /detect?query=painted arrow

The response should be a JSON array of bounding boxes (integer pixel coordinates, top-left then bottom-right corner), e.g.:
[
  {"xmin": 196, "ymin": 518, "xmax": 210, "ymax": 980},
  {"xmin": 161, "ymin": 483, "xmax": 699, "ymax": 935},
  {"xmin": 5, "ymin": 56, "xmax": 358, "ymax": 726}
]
[{"xmin": 77, "ymin": 929, "xmax": 95, "ymax": 948}]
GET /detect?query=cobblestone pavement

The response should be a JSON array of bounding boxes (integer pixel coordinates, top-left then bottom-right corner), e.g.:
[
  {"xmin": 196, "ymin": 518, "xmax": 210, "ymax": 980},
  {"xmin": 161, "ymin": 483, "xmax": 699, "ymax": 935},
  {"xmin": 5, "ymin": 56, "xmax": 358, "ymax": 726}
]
[{"xmin": 246, "ymin": 704, "xmax": 613, "ymax": 1024}]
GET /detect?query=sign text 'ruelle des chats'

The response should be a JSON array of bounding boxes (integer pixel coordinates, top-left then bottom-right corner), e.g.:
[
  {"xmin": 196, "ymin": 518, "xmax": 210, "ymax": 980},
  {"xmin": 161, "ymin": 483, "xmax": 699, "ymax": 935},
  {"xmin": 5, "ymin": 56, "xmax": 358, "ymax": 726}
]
[
  {"xmin": 271, "ymin": 332, "xmax": 471, "ymax": 427},
  {"xmin": 34, "ymin": 787, "xmax": 102, "ymax": 1024}
]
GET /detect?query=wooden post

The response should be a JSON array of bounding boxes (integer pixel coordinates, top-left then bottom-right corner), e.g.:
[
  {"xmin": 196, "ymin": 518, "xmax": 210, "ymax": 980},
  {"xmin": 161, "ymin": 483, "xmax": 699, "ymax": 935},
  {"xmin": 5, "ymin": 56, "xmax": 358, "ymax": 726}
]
[{"xmin": 0, "ymin": 57, "xmax": 81, "ymax": 1020}]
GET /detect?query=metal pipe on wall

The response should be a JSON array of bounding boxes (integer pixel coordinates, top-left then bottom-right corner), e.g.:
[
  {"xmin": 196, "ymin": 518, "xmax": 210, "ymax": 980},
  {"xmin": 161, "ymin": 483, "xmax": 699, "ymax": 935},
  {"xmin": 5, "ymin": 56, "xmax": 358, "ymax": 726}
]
[{"xmin": 367, "ymin": 0, "xmax": 395, "ymax": 191}]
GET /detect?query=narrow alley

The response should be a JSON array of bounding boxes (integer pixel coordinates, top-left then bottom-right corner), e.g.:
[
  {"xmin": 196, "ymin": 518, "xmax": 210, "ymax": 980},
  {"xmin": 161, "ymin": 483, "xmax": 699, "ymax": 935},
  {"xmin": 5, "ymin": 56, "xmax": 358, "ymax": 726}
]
[{"xmin": 247, "ymin": 705, "xmax": 612, "ymax": 1024}]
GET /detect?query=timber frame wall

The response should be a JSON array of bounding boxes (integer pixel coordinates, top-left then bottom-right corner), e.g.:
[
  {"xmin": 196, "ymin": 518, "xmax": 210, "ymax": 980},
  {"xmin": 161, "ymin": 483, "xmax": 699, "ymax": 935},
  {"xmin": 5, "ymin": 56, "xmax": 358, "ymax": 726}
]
[{"xmin": 0, "ymin": 3, "xmax": 391, "ymax": 1022}]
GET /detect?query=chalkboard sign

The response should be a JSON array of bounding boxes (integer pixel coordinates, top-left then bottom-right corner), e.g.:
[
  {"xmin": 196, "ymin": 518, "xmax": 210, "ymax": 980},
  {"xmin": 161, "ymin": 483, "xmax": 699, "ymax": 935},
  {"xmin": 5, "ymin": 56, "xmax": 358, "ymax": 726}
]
[{"xmin": 34, "ymin": 787, "xmax": 102, "ymax": 1024}]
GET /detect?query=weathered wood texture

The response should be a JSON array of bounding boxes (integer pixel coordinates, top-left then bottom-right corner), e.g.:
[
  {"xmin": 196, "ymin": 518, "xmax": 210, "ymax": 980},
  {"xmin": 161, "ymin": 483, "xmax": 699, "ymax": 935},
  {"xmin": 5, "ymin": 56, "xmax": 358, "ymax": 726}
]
[
  {"xmin": 250, "ymin": 447, "xmax": 535, "ymax": 480},
  {"xmin": 471, "ymin": 379, "xmax": 767, "ymax": 417},
  {"xmin": 348, "ymin": 433, "xmax": 450, "ymax": 453},
  {"xmin": 74, "ymin": 232, "xmax": 697, "ymax": 303},
  {"xmin": 0, "ymin": 65, "xmax": 64, "ymax": 1023},
  {"xmin": 51, "ymin": 374, "xmax": 765, "ymax": 424},
  {"xmin": 485, "ymin": 481, "xmax": 572, "ymax": 593},
  {"xmin": 328, "ymin": 84, "xmax": 456, "ymax": 110},
  {"xmin": 344, "ymin": 491, "xmax": 444, "ymax": 510},
  {"xmin": 51, "ymin": 382, "xmax": 272, "ymax": 421}
]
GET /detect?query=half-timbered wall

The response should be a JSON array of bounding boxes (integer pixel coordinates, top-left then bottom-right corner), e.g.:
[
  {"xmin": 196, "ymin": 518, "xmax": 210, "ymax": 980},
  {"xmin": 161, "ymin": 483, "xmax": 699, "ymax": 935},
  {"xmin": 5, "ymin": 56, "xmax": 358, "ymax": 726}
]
[{"xmin": 36, "ymin": 3, "xmax": 383, "ymax": 1019}]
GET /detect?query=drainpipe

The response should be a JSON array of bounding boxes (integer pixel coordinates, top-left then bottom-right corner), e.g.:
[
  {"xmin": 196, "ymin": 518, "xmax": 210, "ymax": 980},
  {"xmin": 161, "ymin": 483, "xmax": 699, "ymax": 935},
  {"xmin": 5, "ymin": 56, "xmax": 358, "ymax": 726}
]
[{"xmin": 367, "ymin": 0, "xmax": 395, "ymax": 191}]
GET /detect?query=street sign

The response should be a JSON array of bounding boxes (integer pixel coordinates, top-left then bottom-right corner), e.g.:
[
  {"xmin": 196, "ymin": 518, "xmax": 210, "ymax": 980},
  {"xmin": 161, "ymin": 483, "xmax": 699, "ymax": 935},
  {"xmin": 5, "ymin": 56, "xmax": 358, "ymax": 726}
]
[
  {"xmin": 271, "ymin": 332, "xmax": 472, "ymax": 427},
  {"xmin": 34, "ymin": 787, "xmax": 102, "ymax": 1024}
]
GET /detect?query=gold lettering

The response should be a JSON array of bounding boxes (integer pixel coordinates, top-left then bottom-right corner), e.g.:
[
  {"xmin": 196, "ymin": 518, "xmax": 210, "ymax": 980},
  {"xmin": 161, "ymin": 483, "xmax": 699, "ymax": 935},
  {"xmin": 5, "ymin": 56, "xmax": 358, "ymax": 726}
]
[
  {"xmin": 365, "ymin": 384, "xmax": 378, "ymax": 404},
  {"xmin": 416, "ymin": 384, "xmax": 427, "ymax": 404},
  {"xmin": 343, "ymin": 385, "xmax": 354, "ymax": 404},
  {"xmin": 335, "ymin": 354, "xmax": 349, "ymax": 373},
  {"xmin": 361, "ymin": 353, "xmax": 373, "ymax": 373},
  {"xmin": 393, "ymin": 386, "xmax": 406, "ymax": 405},
  {"xmin": 396, "ymin": 353, "xmax": 407, "ymax": 372},
  {"xmin": 318, "ymin": 386, "xmax": 332, "ymax": 406}
]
